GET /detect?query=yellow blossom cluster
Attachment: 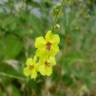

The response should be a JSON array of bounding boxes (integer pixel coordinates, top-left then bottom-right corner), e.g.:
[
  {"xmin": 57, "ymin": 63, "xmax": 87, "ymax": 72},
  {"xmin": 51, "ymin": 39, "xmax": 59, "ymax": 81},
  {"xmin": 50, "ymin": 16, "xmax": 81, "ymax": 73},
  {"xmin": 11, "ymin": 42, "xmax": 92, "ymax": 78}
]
[{"xmin": 23, "ymin": 30, "xmax": 60, "ymax": 79}]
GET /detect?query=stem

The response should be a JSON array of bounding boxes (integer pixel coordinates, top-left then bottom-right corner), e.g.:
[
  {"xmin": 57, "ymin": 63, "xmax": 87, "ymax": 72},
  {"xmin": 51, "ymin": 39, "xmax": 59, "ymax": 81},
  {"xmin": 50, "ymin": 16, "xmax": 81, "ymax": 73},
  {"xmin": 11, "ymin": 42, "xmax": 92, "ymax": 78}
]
[
  {"xmin": 0, "ymin": 72, "xmax": 26, "ymax": 81},
  {"xmin": 51, "ymin": 0, "xmax": 64, "ymax": 32}
]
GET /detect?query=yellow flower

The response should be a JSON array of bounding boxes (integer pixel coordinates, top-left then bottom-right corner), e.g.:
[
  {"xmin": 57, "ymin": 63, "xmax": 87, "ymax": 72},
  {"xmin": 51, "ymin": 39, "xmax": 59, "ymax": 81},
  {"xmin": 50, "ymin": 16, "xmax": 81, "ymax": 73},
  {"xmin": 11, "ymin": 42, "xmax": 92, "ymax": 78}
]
[
  {"xmin": 23, "ymin": 58, "xmax": 38, "ymax": 79},
  {"xmin": 35, "ymin": 30, "xmax": 60, "ymax": 58},
  {"xmin": 23, "ymin": 30, "xmax": 60, "ymax": 79},
  {"xmin": 38, "ymin": 57, "xmax": 56, "ymax": 76}
]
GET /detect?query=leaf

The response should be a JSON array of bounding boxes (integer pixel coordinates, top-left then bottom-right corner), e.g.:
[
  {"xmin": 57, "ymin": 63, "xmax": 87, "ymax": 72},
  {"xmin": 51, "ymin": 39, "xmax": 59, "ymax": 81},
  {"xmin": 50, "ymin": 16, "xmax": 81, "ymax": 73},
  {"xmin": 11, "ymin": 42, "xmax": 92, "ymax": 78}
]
[
  {"xmin": 12, "ymin": 85, "xmax": 21, "ymax": 96},
  {"xmin": 0, "ymin": 34, "xmax": 23, "ymax": 59},
  {"xmin": 0, "ymin": 63, "xmax": 22, "ymax": 78},
  {"xmin": 60, "ymin": 51, "xmax": 83, "ymax": 73}
]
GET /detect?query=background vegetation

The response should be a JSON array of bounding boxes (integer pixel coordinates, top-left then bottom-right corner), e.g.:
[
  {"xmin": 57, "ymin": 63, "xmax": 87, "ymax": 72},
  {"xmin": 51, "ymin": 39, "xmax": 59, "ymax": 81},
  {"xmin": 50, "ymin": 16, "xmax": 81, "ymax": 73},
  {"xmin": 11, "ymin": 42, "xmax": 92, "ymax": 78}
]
[{"xmin": 0, "ymin": 0, "xmax": 96, "ymax": 96}]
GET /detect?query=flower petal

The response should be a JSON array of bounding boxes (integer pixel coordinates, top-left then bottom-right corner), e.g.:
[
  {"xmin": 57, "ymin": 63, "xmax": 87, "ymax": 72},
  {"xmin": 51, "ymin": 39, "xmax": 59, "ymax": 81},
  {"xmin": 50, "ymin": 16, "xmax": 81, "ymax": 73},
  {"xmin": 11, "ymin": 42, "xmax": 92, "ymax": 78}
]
[
  {"xmin": 45, "ymin": 30, "xmax": 60, "ymax": 44},
  {"xmin": 31, "ymin": 71, "xmax": 37, "ymax": 79},
  {"xmin": 26, "ymin": 58, "xmax": 33, "ymax": 65},
  {"xmin": 45, "ymin": 30, "xmax": 53, "ymax": 41},
  {"xmin": 52, "ymin": 34, "xmax": 60, "ymax": 44},
  {"xmin": 53, "ymin": 45, "xmax": 60, "ymax": 54},
  {"xmin": 49, "ymin": 45, "xmax": 59, "ymax": 56},
  {"xmin": 45, "ymin": 66, "xmax": 53, "ymax": 76},
  {"xmin": 49, "ymin": 57, "xmax": 56, "ymax": 66},
  {"xmin": 38, "ymin": 63, "xmax": 53, "ymax": 76},
  {"xmin": 38, "ymin": 64, "xmax": 45, "ymax": 76},
  {"xmin": 35, "ymin": 36, "xmax": 45, "ymax": 48},
  {"xmin": 23, "ymin": 67, "xmax": 30, "ymax": 77},
  {"xmin": 35, "ymin": 48, "xmax": 49, "ymax": 58}
]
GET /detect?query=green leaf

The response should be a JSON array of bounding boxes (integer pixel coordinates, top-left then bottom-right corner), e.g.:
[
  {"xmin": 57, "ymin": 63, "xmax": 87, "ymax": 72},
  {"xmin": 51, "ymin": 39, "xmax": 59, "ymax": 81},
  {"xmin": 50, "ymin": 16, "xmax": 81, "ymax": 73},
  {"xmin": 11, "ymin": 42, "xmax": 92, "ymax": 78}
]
[
  {"xmin": 0, "ymin": 34, "xmax": 23, "ymax": 59},
  {"xmin": 0, "ymin": 63, "xmax": 22, "ymax": 78},
  {"xmin": 12, "ymin": 85, "xmax": 21, "ymax": 96}
]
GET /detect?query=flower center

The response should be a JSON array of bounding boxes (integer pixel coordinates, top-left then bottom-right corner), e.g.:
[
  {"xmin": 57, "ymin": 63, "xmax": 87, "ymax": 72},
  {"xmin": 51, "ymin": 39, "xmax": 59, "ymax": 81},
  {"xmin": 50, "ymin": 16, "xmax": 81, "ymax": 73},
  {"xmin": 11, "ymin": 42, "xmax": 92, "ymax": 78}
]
[
  {"xmin": 46, "ymin": 42, "xmax": 52, "ymax": 51},
  {"xmin": 29, "ymin": 65, "xmax": 34, "ymax": 70},
  {"xmin": 45, "ymin": 61, "xmax": 50, "ymax": 67}
]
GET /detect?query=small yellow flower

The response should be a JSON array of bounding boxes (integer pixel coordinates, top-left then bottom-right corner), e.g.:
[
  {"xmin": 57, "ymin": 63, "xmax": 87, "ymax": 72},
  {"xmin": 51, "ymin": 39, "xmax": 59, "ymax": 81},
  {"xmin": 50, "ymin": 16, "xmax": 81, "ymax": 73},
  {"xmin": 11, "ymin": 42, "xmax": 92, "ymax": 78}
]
[
  {"xmin": 38, "ymin": 57, "xmax": 56, "ymax": 76},
  {"xmin": 23, "ymin": 58, "xmax": 38, "ymax": 79},
  {"xmin": 23, "ymin": 30, "xmax": 60, "ymax": 79},
  {"xmin": 35, "ymin": 30, "xmax": 60, "ymax": 58}
]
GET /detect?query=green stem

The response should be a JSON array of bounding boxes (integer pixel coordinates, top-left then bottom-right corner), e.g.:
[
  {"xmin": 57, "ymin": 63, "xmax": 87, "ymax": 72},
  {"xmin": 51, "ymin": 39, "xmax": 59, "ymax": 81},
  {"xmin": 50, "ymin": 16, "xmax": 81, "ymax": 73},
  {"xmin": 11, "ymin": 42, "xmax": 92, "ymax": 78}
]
[
  {"xmin": 51, "ymin": 0, "xmax": 64, "ymax": 32},
  {"xmin": 0, "ymin": 72, "xmax": 26, "ymax": 81}
]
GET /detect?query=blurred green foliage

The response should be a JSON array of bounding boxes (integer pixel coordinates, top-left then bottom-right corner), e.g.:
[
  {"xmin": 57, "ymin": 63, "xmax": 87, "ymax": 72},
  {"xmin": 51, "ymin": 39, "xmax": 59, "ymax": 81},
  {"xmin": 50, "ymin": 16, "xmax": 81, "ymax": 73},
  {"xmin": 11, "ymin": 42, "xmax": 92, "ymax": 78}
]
[{"xmin": 0, "ymin": 0, "xmax": 96, "ymax": 96}]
